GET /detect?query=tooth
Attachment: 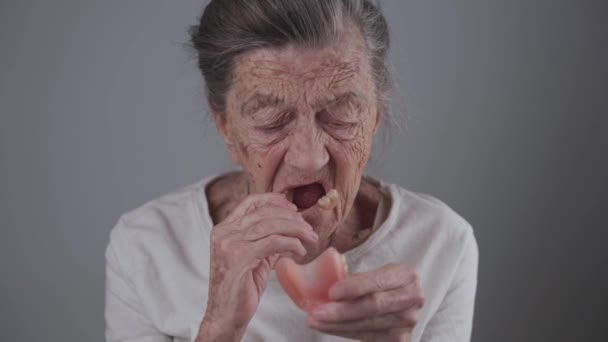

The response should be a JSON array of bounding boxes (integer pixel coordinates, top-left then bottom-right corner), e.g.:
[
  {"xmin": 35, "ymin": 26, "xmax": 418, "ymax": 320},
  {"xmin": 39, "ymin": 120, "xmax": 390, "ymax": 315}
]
[
  {"xmin": 317, "ymin": 196, "xmax": 330, "ymax": 208},
  {"xmin": 317, "ymin": 189, "xmax": 339, "ymax": 210}
]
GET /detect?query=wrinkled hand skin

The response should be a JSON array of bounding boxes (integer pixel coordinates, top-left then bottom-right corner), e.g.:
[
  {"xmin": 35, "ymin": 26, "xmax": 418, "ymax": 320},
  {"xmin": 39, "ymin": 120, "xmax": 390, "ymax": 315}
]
[
  {"xmin": 306, "ymin": 264, "xmax": 425, "ymax": 342},
  {"xmin": 196, "ymin": 193, "xmax": 318, "ymax": 341}
]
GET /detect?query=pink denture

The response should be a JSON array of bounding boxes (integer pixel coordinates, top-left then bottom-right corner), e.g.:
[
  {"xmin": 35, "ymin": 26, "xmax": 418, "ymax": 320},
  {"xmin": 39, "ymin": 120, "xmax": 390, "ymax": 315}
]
[{"xmin": 275, "ymin": 247, "xmax": 348, "ymax": 312}]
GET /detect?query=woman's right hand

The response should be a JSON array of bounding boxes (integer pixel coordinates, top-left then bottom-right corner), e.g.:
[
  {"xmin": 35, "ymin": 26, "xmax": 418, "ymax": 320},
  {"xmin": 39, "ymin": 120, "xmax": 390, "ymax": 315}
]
[{"xmin": 196, "ymin": 193, "xmax": 318, "ymax": 341}]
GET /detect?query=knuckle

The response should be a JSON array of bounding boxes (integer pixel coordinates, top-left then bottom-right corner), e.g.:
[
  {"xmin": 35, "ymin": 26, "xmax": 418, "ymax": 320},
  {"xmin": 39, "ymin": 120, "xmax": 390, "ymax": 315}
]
[
  {"xmin": 237, "ymin": 212, "xmax": 254, "ymax": 226},
  {"xmin": 417, "ymin": 289, "xmax": 426, "ymax": 308},
  {"xmin": 409, "ymin": 284, "xmax": 425, "ymax": 307},
  {"xmin": 238, "ymin": 196, "xmax": 255, "ymax": 209},
  {"xmin": 395, "ymin": 311, "xmax": 410, "ymax": 326},
  {"xmin": 369, "ymin": 292, "xmax": 384, "ymax": 314},
  {"xmin": 270, "ymin": 235, "xmax": 297, "ymax": 251},
  {"xmin": 372, "ymin": 275, "xmax": 385, "ymax": 291},
  {"xmin": 410, "ymin": 269, "xmax": 420, "ymax": 284},
  {"xmin": 229, "ymin": 216, "xmax": 246, "ymax": 231},
  {"xmin": 247, "ymin": 201, "xmax": 262, "ymax": 214},
  {"xmin": 242, "ymin": 195, "xmax": 264, "ymax": 212},
  {"xmin": 395, "ymin": 292, "xmax": 412, "ymax": 307},
  {"xmin": 296, "ymin": 225, "xmax": 313, "ymax": 238},
  {"xmin": 293, "ymin": 211, "xmax": 305, "ymax": 220},
  {"xmin": 251, "ymin": 204, "xmax": 271, "ymax": 216},
  {"xmin": 324, "ymin": 305, "xmax": 339, "ymax": 320},
  {"xmin": 266, "ymin": 235, "xmax": 281, "ymax": 247},
  {"xmin": 405, "ymin": 311, "xmax": 418, "ymax": 327},
  {"xmin": 286, "ymin": 238, "xmax": 301, "ymax": 251},
  {"xmin": 293, "ymin": 239, "xmax": 305, "ymax": 252}
]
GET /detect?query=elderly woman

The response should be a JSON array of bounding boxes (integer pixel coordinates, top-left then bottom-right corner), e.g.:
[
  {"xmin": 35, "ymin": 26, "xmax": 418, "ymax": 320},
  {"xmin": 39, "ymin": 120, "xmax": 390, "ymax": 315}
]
[{"xmin": 105, "ymin": 1, "xmax": 478, "ymax": 341}]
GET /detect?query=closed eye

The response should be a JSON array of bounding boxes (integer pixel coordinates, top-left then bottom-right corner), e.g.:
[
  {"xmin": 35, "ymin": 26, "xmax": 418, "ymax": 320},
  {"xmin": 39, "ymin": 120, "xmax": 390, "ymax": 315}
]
[
  {"xmin": 255, "ymin": 112, "xmax": 294, "ymax": 133},
  {"xmin": 323, "ymin": 121, "xmax": 357, "ymax": 130},
  {"xmin": 258, "ymin": 122, "xmax": 288, "ymax": 133}
]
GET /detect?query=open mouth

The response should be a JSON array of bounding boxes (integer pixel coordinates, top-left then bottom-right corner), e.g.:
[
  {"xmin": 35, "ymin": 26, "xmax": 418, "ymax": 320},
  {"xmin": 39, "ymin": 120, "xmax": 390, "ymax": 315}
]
[{"xmin": 286, "ymin": 182, "xmax": 326, "ymax": 211}]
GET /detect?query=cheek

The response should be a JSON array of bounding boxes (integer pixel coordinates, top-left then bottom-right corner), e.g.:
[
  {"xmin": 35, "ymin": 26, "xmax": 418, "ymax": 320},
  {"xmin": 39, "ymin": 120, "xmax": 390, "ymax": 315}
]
[
  {"xmin": 332, "ymin": 124, "xmax": 374, "ymax": 171},
  {"xmin": 232, "ymin": 121, "xmax": 282, "ymax": 159},
  {"xmin": 235, "ymin": 137, "xmax": 289, "ymax": 185},
  {"xmin": 336, "ymin": 140, "xmax": 371, "ymax": 178}
]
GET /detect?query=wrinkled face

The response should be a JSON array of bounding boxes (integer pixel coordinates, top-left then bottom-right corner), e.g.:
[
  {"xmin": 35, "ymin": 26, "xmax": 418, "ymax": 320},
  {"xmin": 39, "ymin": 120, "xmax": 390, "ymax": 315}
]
[{"xmin": 215, "ymin": 24, "xmax": 382, "ymax": 254}]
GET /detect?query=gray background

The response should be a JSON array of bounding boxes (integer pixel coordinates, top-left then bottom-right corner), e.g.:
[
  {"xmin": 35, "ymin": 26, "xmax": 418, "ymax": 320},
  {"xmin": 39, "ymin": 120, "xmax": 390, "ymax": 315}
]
[{"xmin": 1, "ymin": 0, "xmax": 607, "ymax": 341}]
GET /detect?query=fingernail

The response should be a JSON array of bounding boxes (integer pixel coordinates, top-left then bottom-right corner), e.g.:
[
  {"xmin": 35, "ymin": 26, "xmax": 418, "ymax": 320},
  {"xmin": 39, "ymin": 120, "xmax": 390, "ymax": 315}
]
[
  {"xmin": 309, "ymin": 233, "xmax": 319, "ymax": 241},
  {"xmin": 329, "ymin": 286, "xmax": 344, "ymax": 300}
]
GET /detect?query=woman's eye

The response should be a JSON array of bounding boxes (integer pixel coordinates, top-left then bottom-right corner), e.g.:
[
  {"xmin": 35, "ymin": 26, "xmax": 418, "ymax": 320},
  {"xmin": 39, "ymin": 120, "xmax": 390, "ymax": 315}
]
[
  {"xmin": 257, "ymin": 122, "xmax": 288, "ymax": 133},
  {"xmin": 254, "ymin": 111, "xmax": 294, "ymax": 134},
  {"xmin": 325, "ymin": 121, "xmax": 357, "ymax": 130}
]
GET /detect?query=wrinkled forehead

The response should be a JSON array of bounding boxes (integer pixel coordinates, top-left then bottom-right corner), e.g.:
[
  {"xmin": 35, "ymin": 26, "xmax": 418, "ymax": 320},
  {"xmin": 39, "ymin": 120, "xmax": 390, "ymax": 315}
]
[{"xmin": 228, "ymin": 25, "xmax": 374, "ymax": 110}]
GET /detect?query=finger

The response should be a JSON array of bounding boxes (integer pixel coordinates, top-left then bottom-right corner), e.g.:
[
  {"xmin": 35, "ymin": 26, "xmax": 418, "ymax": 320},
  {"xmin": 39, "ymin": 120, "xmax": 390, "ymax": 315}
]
[
  {"xmin": 308, "ymin": 309, "xmax": 418, "ymax": 332},
  {"xmin": 239, "ymin": 205, "xmax": 308, "ymax": 228},
  {"xmin": 311, "ymin": 286, "xmax": 424, "ymax": 322},
  {"xmin": 251, "ymin": 235, "xmax": 307, "ymax": 259},
  {"xmin": 226, "ymin": 193, "xmax": 296, "ymax": 221},
  {"xmin": 244, "ymin": 218, "xmax": 318, "ymax": 244},
  {"xmin": 329, "ymin": 264, "xmax": 419, "ymax": 301}
]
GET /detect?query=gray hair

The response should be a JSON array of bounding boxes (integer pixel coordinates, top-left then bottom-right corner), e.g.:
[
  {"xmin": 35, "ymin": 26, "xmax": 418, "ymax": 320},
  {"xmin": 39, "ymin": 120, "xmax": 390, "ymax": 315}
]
[{"xmin": 189, "ymin": 0, "xmax": 391, "ymax": 118}]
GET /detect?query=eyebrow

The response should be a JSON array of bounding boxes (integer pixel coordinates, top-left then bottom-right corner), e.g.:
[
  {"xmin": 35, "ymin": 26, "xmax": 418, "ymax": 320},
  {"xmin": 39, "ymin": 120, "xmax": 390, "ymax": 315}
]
[
  {"xmin": 240, "ymin": 94, "xmax": 286, "ymax": 116},
  {"xmin": 240, "ymin": 91, "xmax": 366, "ymax": 116},
  {"xmin": 315, "ymin": 91, "xmax": 366, "ymax": 110}
]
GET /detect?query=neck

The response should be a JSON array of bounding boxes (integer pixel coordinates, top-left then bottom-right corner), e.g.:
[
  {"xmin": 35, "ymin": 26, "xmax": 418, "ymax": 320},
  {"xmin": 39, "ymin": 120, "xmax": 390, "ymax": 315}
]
[{"xmin": 330, "ymin": 177, "xmax": 383, "ymax": 253}]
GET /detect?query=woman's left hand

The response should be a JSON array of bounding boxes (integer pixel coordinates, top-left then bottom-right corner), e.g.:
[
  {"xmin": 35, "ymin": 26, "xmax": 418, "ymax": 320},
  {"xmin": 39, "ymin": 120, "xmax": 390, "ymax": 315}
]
[{"xmin": 307, "ymin": 263, "xmax": 425, "ymax": 342}]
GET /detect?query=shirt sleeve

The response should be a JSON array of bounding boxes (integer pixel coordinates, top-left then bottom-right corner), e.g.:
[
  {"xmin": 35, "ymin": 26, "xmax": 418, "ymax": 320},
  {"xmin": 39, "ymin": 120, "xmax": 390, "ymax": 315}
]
[
  {"xmin": 105, "ymin": 224, "xmax": 171, "ymax": 342},
  {"xmin": 421, "ymin": 231, "xmax": 479, "ymax": 342}
]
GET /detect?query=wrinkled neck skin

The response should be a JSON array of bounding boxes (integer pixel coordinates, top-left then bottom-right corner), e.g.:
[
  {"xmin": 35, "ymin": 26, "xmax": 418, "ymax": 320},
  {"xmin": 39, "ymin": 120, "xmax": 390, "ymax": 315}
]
[
  {"xmin": 206, "ymin": 172, "xmax": 382, "ymax": 256},
  {"xmin": 329, "ymin": 175, "xmax": 381, "ymax": 253}
]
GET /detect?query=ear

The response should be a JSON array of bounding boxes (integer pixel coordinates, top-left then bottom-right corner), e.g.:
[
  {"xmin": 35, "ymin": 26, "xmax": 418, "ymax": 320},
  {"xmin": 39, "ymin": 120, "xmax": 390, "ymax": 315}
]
[{"xmin": 212, "ymin": 108, "xmax": 241, "ymax": 165}]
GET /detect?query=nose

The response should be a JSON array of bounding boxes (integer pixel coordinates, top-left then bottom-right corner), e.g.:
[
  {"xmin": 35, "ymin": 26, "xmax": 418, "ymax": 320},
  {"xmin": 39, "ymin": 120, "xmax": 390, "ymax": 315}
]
[{"xmin": 284, "ymin": 126, "xmax": 329, "ymax": 172}]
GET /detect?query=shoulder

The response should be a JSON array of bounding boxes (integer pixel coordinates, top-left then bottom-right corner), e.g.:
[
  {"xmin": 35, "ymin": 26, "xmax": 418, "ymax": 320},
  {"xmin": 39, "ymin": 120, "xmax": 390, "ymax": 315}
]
[
  {"xmin": 105, "ymin": 177, "xmax": 220, "ymax": 332},
  {"xmin": 115, "ymin": 178, "xmax": 208, "ymax": 235},
  {"xmin": 370, "ymin": 181, "xmax": 477, "ymax": 269},
  {"xmin": 387, "ymin": 182, "xmax": 475, "ymax": 243},
  {"xmin": 106, "ymin": 177, "xmax": 214, "ymax": 272}
]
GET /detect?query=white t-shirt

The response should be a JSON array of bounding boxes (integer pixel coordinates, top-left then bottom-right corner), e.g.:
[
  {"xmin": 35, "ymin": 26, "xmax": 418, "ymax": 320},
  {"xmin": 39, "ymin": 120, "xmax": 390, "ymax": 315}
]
[{"xmin": 105, "ymin": 176, "xmax": 478, "ymax": 342}]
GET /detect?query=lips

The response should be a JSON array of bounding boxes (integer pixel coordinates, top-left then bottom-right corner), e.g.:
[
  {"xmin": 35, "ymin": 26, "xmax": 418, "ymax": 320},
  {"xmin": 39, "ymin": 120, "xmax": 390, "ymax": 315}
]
[{"xmin": 285, "ymin": 182, "xmax": 327, "ymax": 210}]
